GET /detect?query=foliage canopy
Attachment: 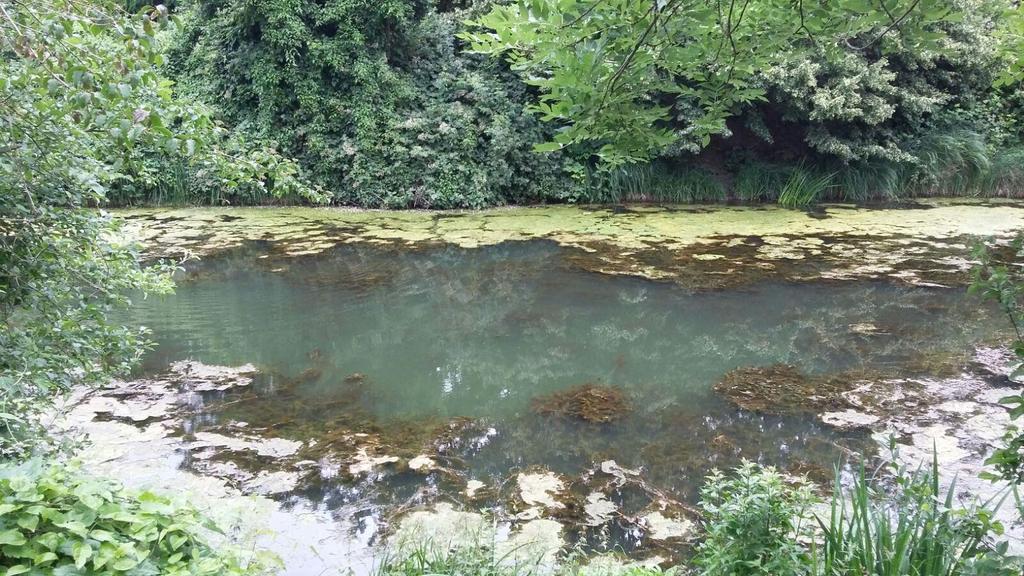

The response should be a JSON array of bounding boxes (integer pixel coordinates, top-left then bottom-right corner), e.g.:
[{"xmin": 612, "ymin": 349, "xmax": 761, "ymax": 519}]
[
  {"xmin": 461, "ymin": 0, "xmax": 1006, "ymax": 166},
  {"xmin": 169, "ymin": 0, "xmax": 580, "ymax": 207}
]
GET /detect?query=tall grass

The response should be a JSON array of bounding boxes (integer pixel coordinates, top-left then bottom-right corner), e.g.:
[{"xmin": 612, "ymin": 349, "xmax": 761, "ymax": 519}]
[
  {"xmin": 778, "ymin": 164, "xmax": 835, "ymax": 208},
  {"xmin": 814, "ymin": 455, "xmax": 1014, "ymax": 576},
  {"xmin": 897, "ymin": 130, "xmax": 1024, "ymax": 198},
  {"xmin": 907, "ymin": 130, "xmax": 991, "ymax": 196},
  {"xmin": 830, "ymin": 161, "xmax": 910, "ymax": 202},
  {"xmin": 734, "ymin": 136, "xmax": 1024, "ymax": 205},
  {"xmin": 377, "ymin": 542, "xmax": 533, "ymax": 576},
  {"xmin": 734, "ymin": 163, "xmax": 792, "ymax": 202},
  {"xmin": 978, "ymin": 147, "xmax": 1024, "ymax": 197},
  {"xmin": 586, "ymin": 162, "xmax": 725, "ymax": 203},
  {"xmin": 374, "ymin": 539, "xmax": 667, "ymax": 576},
  {"xmin": 106, "ymin": 158, "xmax": 276, "ymax": 206}
]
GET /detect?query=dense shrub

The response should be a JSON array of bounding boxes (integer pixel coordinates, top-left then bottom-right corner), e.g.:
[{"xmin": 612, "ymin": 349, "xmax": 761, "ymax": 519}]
[
  {"xmin": 168, "ymin": 0, "xmax": 579, "ymax": 208},
  {"xmin": 756, "ymin": 0, "xmax": 1006, "ymax": 165},
  {"xmin": 0, "ymin": 461, "xmax": 269, "ymax": 575}
]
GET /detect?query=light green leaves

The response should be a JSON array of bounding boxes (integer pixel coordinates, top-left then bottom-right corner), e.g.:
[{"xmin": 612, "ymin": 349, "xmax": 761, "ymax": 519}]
[
  {"xmin": 72, "ymin": 540, "xmax": 93, "ymax": 569},
  {"xmin": 0, "ymin": 461, "xmax": 265, "ymax": 574},
  {"xmin": 0, "ymin": 0, "xmax": 324, "ymax": 458},
  {"xmin": 995, "ymin": 5, "xmax": 1024, "ymax": 86},
  {"xmin": 463, "ymin": 0, "xmax": 966, "ymax": 167},
  {"xmin": 0, "ymin": 529, "xmax": 27, "ymax": 546}
]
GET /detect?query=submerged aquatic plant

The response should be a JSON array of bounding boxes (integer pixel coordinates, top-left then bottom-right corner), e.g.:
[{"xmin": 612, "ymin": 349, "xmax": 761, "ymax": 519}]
[
  {"xmin": 530, "ymin": 383, "xmax": 631, "ymax": 423},
  {"xmin": 713, "ymin": 364, "xmax": 855, "ymax": 414}
]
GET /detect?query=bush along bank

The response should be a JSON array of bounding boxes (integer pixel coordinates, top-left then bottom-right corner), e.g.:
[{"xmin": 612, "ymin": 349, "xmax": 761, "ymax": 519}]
[{"xmin": 125, "ymin": 0, "xmax": 1024, "ymax": 209}]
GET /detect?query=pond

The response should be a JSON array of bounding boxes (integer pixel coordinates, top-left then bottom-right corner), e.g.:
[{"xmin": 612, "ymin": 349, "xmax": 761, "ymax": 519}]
[{"xmin": 70, "ymin": 202, "xmax": 1024, "ymax": 572}]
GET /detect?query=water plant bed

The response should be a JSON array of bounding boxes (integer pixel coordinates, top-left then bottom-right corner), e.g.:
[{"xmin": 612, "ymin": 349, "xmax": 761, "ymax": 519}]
[
  {"xmin": 119, "ymin": 200, "xmax": 1024, "ymax": 288},
  {"xmin": 60, "ymin": 204, "xmax": 1024, "ymax": 572}
]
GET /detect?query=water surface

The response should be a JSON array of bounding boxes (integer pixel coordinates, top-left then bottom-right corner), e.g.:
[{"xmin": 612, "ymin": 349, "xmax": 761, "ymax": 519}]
[{"xmin": 130, "ymin": 239, "xmax": 1002, "ymax": 551}]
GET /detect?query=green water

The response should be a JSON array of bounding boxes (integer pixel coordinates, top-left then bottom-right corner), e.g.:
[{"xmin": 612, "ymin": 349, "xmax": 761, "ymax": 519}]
[{"xmin": 132, "ymin": 239, "xmax": 1001, "ymax": 549}]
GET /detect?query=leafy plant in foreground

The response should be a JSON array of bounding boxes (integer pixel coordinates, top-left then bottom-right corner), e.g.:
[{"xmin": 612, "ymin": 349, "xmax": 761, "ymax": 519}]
[
  {"xmin": 971, "ymin": 237, "xmax": 1024, "ymax": 483},
  {"xmin": 0, "ymin": 461, "xmax": 270, "ymax": 575},
  {"xmin": 695, "ymin": 460, "xmax": 818, "ymax": 576}
]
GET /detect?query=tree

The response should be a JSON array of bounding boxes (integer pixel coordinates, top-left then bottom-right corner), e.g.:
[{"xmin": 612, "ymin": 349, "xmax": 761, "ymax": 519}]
[
  {"xmin": 997, "ymin": 4, "xmax": 1024, "ymax": 86},
  {"xmin": 461, "ymin": 0, "xmax": 972, "ymax": 166},
  {"xmin": 168, "ymin": 0, "xmax": 579, "ymax": 208},
  {"xmin": 0, "ymin": 0, "xmax": 320, "ymax": 457}
]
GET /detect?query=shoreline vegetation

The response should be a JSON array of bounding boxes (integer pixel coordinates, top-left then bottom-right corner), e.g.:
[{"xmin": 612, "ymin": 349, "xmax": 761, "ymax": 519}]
[
  {"xmin": 106, "ymin": 158, "xmax": 1024, "ymax": 209},
  {"xmin": 100, "ymin": 0, "xmax": 1024, "ymax": 210}
]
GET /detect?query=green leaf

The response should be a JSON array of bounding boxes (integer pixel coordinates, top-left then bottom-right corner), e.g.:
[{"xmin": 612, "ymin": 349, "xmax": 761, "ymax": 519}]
[
  {"xmin": 33, "ymin": 551, "xmax": 58, "ymax": 565},
  {"xmin": 0, "ymin": 529, "xmax": 26, "ymax": 546},
  {"xmin": 168, "ymin": 533, "xmax": 188, "ymax": 551},
  {"xmin": 72, "ymin": 541, "xmax": 92, "ymax": 569},
  {"xmin": 112, "ymin": 556, "xmax": 141, "ymax": 571},
  {"xmin": 15, "ymin": 514, "xmax": 37, "ymax": 531},
  {"xmin": 532, "ymin": 142, "xmax": 563, "ymax": 152}
]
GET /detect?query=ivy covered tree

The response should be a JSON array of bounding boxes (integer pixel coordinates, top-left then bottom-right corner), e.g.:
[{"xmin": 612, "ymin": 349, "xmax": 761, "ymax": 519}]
[{"xmin": 168, "ymin": 0, "xmax": 582, "ymax": 208}]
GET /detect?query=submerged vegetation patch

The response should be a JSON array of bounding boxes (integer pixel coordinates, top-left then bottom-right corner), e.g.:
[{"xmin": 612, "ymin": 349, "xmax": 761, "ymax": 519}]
[
  {"xmin": 531, "ymin": 384, "xmax": 631, "ymax": 424},
  {"xmin": 713, "ymin": 363, "xmax": 936, "ymax": 426},
  {"xmin": 714, "ymin": 364, "xmax": 857, "ymax": 414}
]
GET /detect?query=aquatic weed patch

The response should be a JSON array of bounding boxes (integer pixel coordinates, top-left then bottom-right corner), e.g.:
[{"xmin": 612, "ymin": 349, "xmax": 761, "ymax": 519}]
[
  {"xmin": 531, "ymin": 384, "xmax": 632, "ymax": 424},
  {"xmin": 117, "ymin": 201, "xmax": 1024, "ymax": 288}
]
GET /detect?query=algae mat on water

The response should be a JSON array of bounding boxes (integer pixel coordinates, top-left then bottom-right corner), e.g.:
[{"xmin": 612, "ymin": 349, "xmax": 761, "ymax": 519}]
[{"xmin": 117, "ymin": 200, "xmax": 1024, "ymax": 287}]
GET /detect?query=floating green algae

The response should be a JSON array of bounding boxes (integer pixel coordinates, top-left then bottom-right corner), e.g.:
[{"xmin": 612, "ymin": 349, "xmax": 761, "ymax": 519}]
[{"xmin": 115, "ymin": 200, "xmax": 1024, "ymax": 288}]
